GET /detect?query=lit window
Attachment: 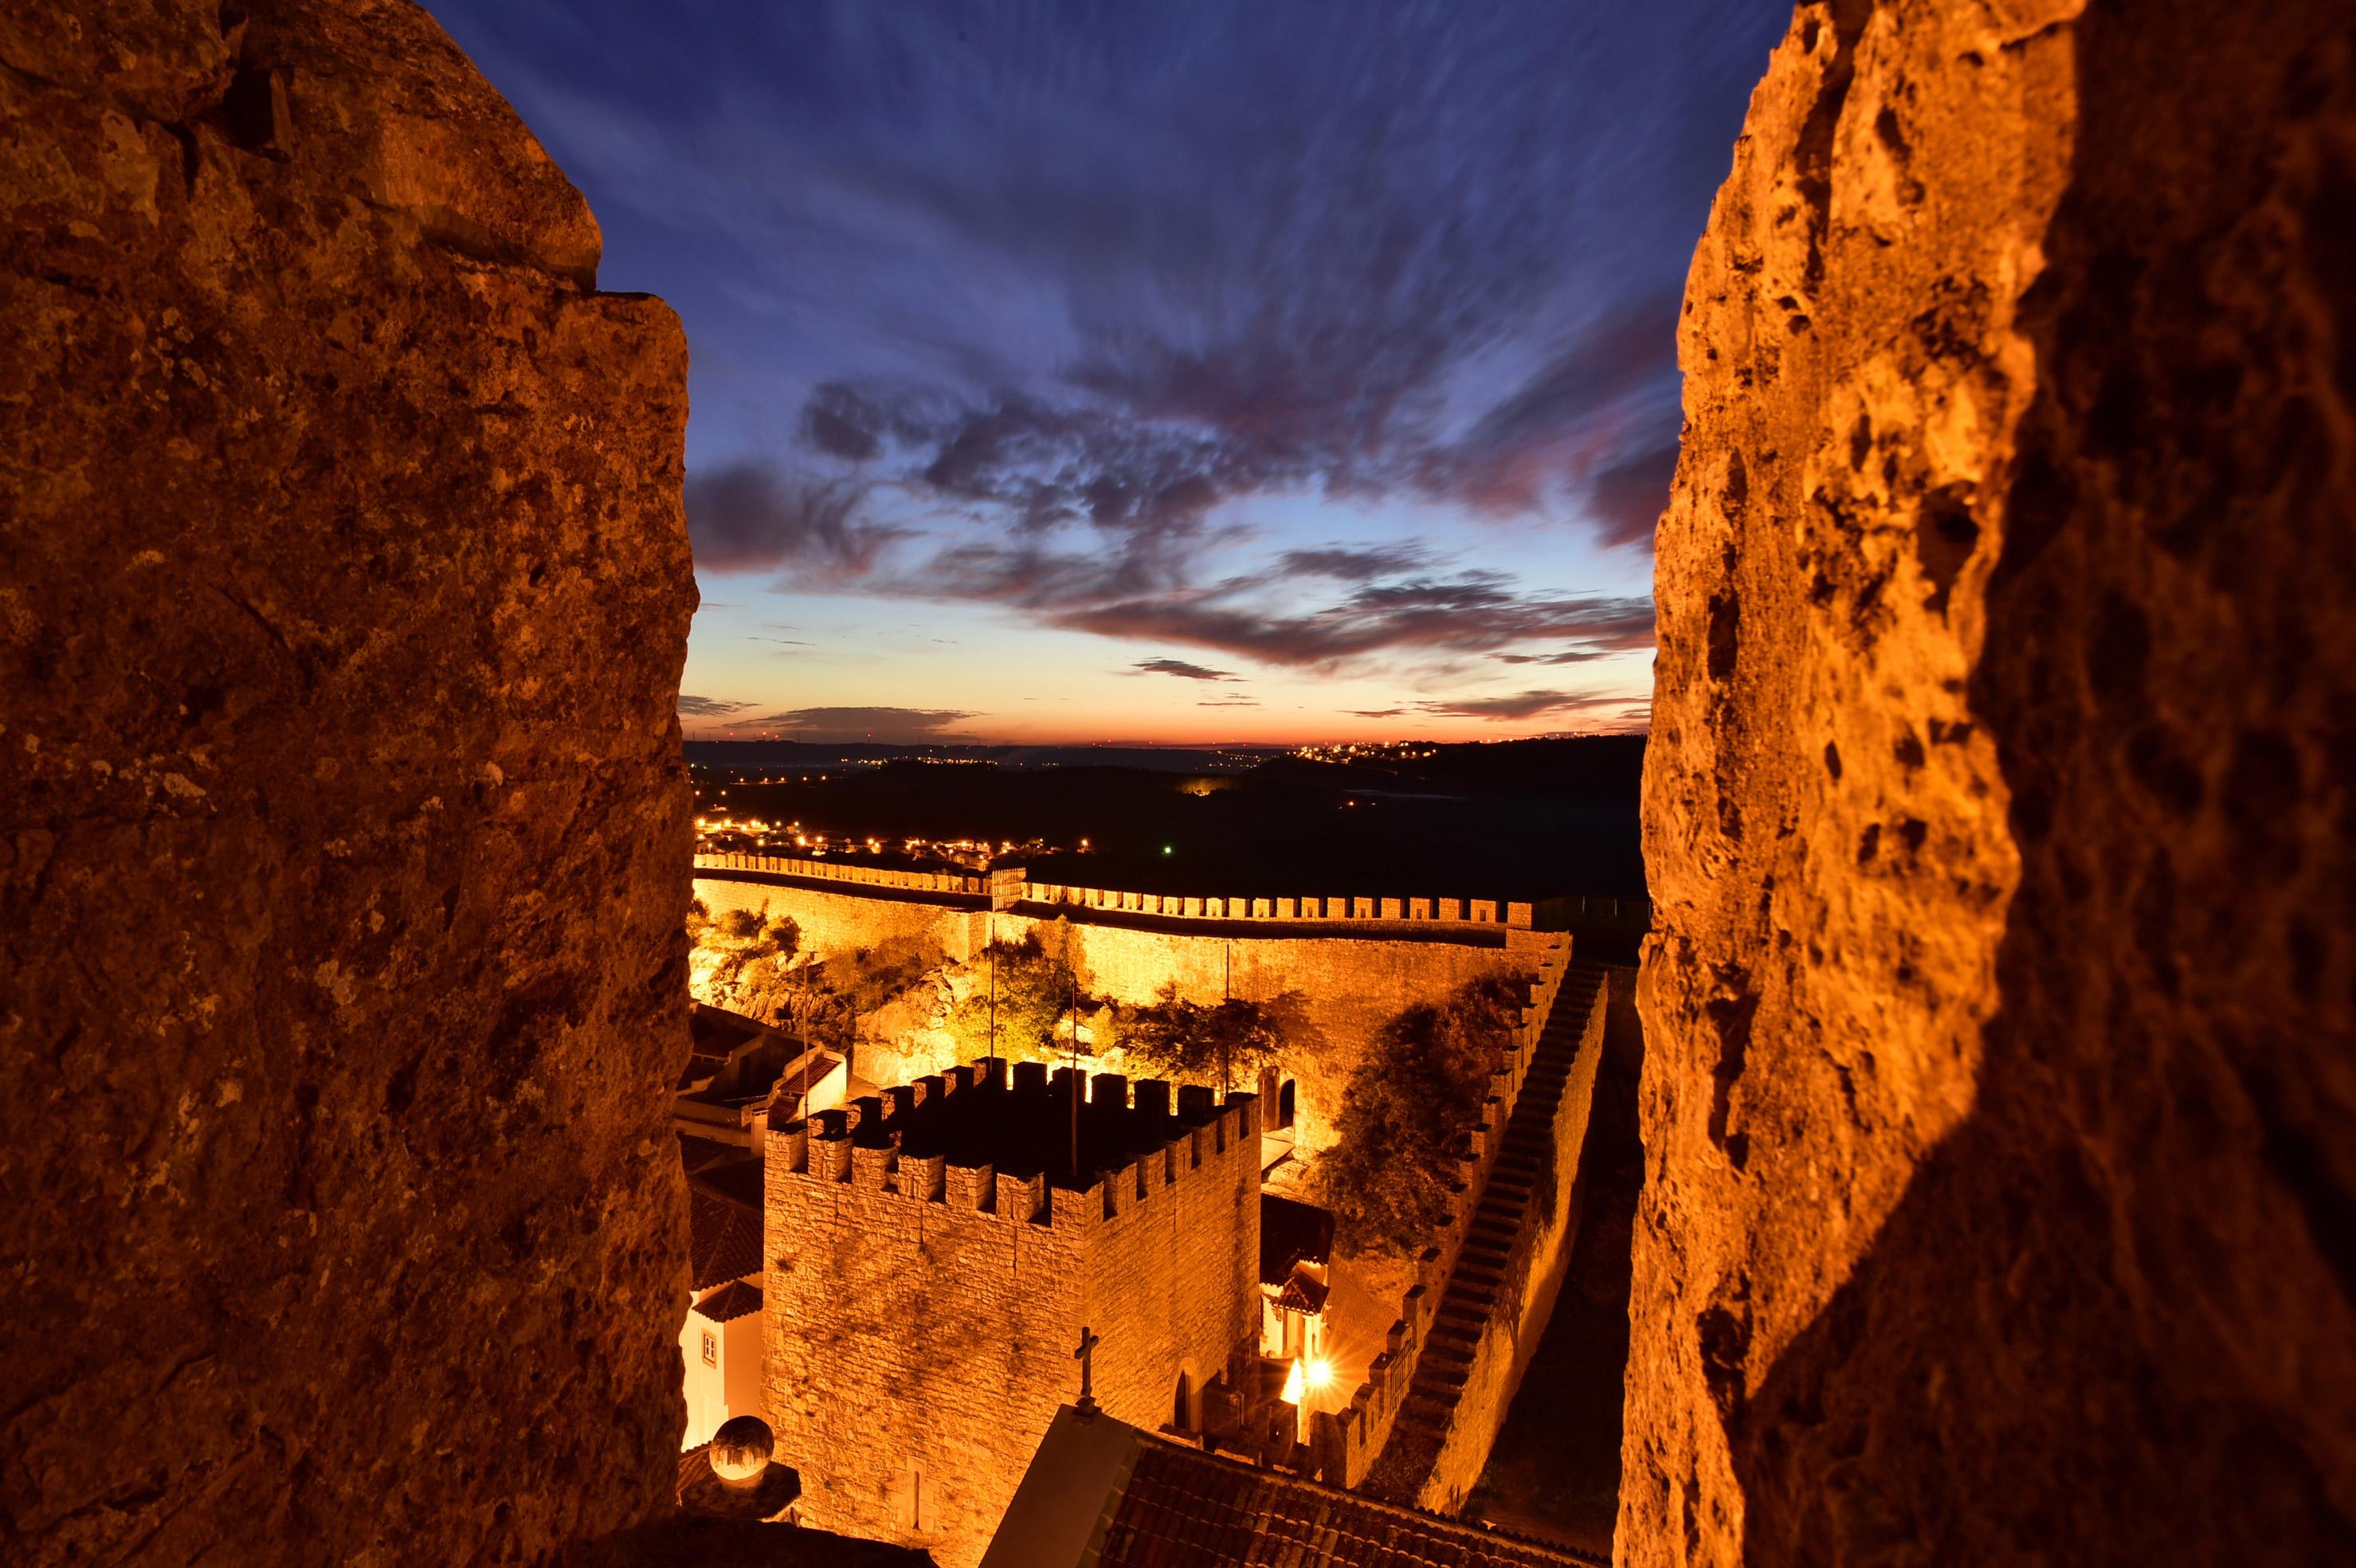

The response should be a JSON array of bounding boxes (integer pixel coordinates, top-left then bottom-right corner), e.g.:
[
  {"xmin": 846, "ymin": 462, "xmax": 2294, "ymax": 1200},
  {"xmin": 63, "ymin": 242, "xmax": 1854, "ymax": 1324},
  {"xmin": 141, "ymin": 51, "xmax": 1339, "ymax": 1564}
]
[{"xmin": 700, "ymin": 1330, "xmax": 719, "ymax": 1367}]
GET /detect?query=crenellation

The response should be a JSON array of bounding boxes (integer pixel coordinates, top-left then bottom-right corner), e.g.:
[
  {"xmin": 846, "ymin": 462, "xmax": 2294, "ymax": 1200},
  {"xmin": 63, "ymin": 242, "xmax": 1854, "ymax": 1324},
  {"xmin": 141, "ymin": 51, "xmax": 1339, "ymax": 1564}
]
[
  {"xmin": 906, "ymin": 1150, "xmax": 948, "ymax": 1202},
  {"xmin": 775, "ymin": 1119, "xmax": 810, "ymax": 1174},
  {"xmin": 997, "ymin": 1169, "xmax": 1047, "ymax": 1223},
  {"xmin": 851, "ymin": 1143, "xmax": 896, "ymax": 1190},
  {"xmin": 948, "ymin": 1160, "xmax": 995, "ymax": 1211},
  {"xmin": 766, "ymin": 1058, "xmax": 1262, "ymax": 1566}
]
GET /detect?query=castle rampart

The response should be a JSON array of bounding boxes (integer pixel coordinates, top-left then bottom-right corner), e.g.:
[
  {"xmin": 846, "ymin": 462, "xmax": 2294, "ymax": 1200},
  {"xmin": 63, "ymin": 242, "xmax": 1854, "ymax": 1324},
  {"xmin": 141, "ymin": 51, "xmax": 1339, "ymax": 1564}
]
[
  {"xmin": 1305, "ymin": 933, "xmax": 1574, "ymax": 1489},
  {"xmin": 694, "ymin": 851, "xmax": 1558, "ymax": 933},
  {"xmin": 764, "ymin": 1061, "xmax": 1259, "ymax": 1568},
  {"xmin": 695, "ymin": 856, "xmax": 1550, "ymax": 1155}
]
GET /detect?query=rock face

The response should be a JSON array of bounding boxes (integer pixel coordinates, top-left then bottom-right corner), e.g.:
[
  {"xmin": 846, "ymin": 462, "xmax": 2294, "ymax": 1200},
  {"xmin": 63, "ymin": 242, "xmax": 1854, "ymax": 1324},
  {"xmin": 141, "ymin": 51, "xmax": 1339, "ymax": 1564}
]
[
  {"xmin": 0, "ymin": 2, "xmax": 696, "ymax": 1562},
  {"xmin": 1633, "ymin": 2, "xmax": 2356, "ymax": 1563}
]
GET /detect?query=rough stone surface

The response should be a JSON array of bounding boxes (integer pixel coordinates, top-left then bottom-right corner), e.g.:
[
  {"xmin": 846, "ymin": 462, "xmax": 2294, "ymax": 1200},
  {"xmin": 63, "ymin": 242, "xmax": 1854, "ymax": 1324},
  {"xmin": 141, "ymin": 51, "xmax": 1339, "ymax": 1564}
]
[
  {"xmin": 766, "ymin": 1086, "xmax": 1260, "ymax": 1568},
  {"xmin": 1630, "ymin": 1, "xmax": 2356, "ymax": 1562},
  {"xmin": 0, "ymin": 2, "xmax": 696, "ymax": 1562}
]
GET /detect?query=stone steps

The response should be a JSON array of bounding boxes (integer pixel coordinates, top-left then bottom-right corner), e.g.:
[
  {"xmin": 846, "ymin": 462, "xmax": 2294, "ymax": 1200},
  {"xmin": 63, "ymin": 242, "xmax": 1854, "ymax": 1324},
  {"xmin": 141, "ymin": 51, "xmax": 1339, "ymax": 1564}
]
[{"xmin": 1358, "ymin": 961, "xmax": 1609, "ymax": 1503}]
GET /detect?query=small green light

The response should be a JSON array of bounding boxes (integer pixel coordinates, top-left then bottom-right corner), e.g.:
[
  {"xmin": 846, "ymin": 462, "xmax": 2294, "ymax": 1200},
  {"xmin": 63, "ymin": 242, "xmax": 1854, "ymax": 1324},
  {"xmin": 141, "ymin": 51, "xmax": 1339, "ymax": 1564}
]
[{"xmin": 1162, "ymin": 845, "xmax": 1174, "ymax": 856}]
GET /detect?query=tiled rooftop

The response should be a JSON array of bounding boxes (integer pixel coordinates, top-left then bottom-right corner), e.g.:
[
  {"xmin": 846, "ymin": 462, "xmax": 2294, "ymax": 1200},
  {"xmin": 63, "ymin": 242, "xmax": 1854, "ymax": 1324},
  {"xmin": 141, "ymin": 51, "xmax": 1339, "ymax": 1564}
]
[
  {"xmin": 691, "ymin": 1279, "xmax": 763, "ymax": 1324},
  {"xmin": 1100, "ymin": 1438, "xmax": 1601, "ymax": 1568},
  {"xmin": 688, "ymin": 1165, "xmax": 764, "ymax": 1290}
]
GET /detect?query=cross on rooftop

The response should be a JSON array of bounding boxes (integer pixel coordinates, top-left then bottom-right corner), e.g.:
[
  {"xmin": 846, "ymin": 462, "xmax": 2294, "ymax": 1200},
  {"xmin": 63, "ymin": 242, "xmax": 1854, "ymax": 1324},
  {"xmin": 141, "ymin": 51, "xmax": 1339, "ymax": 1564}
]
[{"xmin": 1074, "ymin": 1324, "xmax": 1101, "ymax": 1417}]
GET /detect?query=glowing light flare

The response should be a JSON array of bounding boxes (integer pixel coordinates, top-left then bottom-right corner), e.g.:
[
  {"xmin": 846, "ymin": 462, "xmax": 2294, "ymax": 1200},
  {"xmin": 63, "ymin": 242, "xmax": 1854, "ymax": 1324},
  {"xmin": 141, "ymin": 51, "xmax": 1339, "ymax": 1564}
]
[{"xmin": 1281, "ymin": 1358, "xmax": 1304, "ymax": 1406}]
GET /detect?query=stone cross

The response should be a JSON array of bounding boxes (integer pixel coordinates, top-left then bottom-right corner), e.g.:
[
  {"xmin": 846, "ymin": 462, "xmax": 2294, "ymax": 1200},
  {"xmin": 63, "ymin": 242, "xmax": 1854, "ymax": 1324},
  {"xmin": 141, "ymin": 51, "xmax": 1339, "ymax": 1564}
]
[{"xmin": 1074, "ymin": 1324, "xmax": 1101, "ymax": 1417}]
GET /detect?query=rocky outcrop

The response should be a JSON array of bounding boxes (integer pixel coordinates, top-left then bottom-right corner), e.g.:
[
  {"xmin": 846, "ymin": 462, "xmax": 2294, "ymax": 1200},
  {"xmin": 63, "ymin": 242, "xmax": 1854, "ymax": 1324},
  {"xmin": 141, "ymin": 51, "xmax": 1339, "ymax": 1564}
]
[
  {"xmin": 0, "ymin": 2, "xmax": 695, "ymax": 1562},
  {"xmin": 1632, "ymin": 1, "xmax": 2355, "ymax": 1563}
]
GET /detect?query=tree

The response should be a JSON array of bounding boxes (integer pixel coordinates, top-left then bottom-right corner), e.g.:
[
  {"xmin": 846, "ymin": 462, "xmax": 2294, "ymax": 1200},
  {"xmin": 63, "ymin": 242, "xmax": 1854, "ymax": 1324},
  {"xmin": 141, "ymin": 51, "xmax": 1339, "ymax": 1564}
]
[
  {"xmin": 762, "ymin": 913, "xmax": 802, "ymax": 961},
  {"xmin": 943, "ymin": 929, "xmax": 1088, "ymax": 1062},
  {"xmin": 1112, "ymin": 986, "xmax": 1319, "ymax": 1091},
  {"xmin": 1312, "ymin": 973, "xmax": 1524, "ymax": 1257}
]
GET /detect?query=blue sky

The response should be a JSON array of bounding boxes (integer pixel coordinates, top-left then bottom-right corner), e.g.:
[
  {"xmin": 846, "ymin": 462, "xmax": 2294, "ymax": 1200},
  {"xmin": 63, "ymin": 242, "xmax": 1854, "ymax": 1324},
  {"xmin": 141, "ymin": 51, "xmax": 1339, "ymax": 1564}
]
[{"xmin": 429, "ymin": 0, "xmax": 1787, "ymax": 743}]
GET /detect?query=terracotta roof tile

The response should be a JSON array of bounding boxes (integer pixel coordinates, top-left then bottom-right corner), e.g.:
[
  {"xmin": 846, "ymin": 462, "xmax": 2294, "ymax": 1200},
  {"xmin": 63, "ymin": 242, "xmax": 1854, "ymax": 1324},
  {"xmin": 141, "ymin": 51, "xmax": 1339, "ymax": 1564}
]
[
  {"xmin": 692, "ymin": 1279, "xmax": 763, "ymax": 1323},
  {"xmin": 688, "ymin": 1182, "xmax": 763, "ymax": 1289},
  {"xmin": 1098, "ymin": 1440, "xmax": 1600, "ymax": 1568}
]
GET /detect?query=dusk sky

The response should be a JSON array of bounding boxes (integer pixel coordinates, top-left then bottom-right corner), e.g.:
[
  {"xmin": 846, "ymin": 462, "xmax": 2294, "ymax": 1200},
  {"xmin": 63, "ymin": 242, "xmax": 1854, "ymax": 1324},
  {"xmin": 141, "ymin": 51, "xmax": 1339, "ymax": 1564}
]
[{"xmin": 430, "ymin": 1, "xmax": 1787, "ymax": 745}]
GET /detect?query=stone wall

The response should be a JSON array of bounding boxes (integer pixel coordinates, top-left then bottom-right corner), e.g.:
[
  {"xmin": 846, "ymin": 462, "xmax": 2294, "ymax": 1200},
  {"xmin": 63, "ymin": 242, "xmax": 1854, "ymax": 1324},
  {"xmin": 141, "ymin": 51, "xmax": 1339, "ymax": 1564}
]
[
  {"xmin": 692, "ymin": 869, "xmax": 1522, "ymax": 1157},
  {"xmin": 1045, "ymin": 917, "xmax": 1519, "ymax": 1158},
  {"xmin": 1630, "ymin": 2, "xmax": 2356, "ymax": 1564},
  {"xmin": 1414, "ymin": 966, "xmax": 1619, "ymax": 1515},
  {"xmin": 763, "ymin": 1080, "xmax": 1258, "ymax": 1568},
  {"xmin": 0, "ymin": 2, "xmax": 695, "ymax": 1562},
  {"xmin": 696, "ymin": 875, "xmax": 981, "ymax": 966},
  {"xmin": 1309, "ymin": 934, "xmax": 1573, "ymax": 1490}
]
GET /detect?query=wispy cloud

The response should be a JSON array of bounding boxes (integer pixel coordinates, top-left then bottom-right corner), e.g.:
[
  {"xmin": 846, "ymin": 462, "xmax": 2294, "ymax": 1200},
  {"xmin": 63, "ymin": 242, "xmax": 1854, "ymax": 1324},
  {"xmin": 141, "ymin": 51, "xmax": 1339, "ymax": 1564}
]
[
  {"xmin": 1413, "ymin": 689, "xmax": 1641, "ymax": 722},
  {"xmin": 433, "ymin": 0, "xmax": 1782, "ymax": 728},
  {"xmin": 1131, "ymin": 657, "xmax": 1237, "ymax": 682},
  {"xmin": 1496, "ymin": 648, "xmax": 1610, "ymax": 666},
  {"xmin": 746, "ymin": 706, "xmax": 980, "ymax": 743},
  {"xmin": 1055, "ymin": 576, "xmax": 1652, "ymax": 672},
  {"xmin": 684, "ymin": 465, "xmax": 909, "ymax": 578},
  {"xmin": 678, "ymin": 694, "xmax": 755, "ymax": 717},
  {"xmin": 1278, "ymin": 545, "xmax": 1436, "ymax": 581}
]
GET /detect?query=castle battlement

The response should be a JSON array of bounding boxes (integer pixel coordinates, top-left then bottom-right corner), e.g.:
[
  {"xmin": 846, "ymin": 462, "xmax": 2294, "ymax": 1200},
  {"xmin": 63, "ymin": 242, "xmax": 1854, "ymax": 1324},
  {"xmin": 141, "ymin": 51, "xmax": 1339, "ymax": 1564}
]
[
  {"xmin": 772, "ymin": 1058, "xmax": 1257, "ymax": 1229},
  {"xmin": 693, "ymin": 851, "xmax": 1538, "ymax": 930}
]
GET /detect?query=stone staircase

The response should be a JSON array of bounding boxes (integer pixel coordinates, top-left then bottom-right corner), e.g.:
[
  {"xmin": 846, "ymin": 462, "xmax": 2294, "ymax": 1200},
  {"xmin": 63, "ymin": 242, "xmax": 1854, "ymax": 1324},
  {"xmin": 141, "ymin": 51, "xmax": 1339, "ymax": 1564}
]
[{"xmin": 1360, "ymin": 958, "xmax": 1613, "ymax": 1506}]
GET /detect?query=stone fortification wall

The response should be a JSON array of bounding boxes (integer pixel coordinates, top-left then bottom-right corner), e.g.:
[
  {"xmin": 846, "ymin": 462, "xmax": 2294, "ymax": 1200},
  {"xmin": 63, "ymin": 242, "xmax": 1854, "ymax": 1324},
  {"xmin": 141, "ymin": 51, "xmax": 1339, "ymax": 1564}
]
[
  {"xmin": 700, "ymin": 850, "xmax": 988, "ymax": 900},
  {"xmin": 0, "ymin": 2, "xmax": 695, "ymax": 1562},
  {"xmin": 1309, "ymin": 936, "xmax": 1571, "ymax": 1488},
  {"xmin": 1025, "ymin": 880, "xmax": 1534, "ymax": 931},
  {"xmin": 1412, "ymin": 965, "xmax": 1620, "ymax": 1513},
  {"xmin": 764, "ymin": 1068, "xmax": 1258, "ymax": 1568},
  {"xmin": 1631, "ymin": 2, "xmax": 2356, "ymax": 1565},
  {"xmin": 1033, "ymin": 918, "xmax": 1522, "ymax": 1158},
  {"xmin": 696, "ymin": 874, "xmax": 980, "ymax": 965},
  {"xmin": 694, "ymin": 857, "xmax": 1535, "ymax": 1153}
]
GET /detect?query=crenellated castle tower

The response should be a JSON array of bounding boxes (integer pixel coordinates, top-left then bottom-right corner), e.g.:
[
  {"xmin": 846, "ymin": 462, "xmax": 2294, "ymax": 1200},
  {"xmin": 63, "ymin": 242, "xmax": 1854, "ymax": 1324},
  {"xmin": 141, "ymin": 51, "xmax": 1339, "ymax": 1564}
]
[{"xmin": 764, "ymin": 1059, "xmax": 1261, "ymax": 1568}]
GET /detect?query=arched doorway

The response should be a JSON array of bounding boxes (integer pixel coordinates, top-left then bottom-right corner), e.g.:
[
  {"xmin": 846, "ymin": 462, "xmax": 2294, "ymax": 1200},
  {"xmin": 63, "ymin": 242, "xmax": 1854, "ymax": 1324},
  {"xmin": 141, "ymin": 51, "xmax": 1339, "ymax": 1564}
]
[
  {"xmin": 1172, "ymin": 1368, "xmax": 1195, "ymax": 1432},
  {"xmin": 1277, "ymin": 1079, "xmax": 1297, "ymax": 1130}
]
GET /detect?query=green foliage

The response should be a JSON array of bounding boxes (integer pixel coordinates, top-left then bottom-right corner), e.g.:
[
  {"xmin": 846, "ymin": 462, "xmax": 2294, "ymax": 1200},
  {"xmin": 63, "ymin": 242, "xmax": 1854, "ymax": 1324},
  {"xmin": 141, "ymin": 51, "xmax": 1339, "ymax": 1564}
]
[
  {"xmin": 1113, "ymin": 986, "xmax": 1318, "ymax": 1088},
  {"xmin": 944, "ymin": 928, "xmax": 1088, "ymax": 1063},
  {"xmin": 1314, "ymin": 973, "xmax": 1525, "ymax": 1258},
  {"xmin": 814, "ymin": 936, "xmax": 939, "ymax": 1016},
  {"xmin": 791, "ymin": 936, "xmax": 942, "ymax": 1039},
  {"xmin": 695, "ymin": 903, "xmax": 809, "ymax": 1025},
  {"xmin": 762, "ymin": 913, "xmax": 801, "ymax": 959}
]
